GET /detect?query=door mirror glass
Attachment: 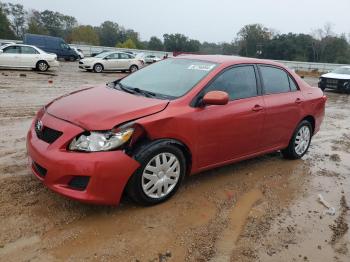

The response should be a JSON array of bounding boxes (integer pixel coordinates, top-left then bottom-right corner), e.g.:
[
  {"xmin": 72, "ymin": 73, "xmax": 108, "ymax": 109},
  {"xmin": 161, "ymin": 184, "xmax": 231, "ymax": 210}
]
[{"xmin": 203, "ymin": 91, "xmax": 229, "ymax": 106}]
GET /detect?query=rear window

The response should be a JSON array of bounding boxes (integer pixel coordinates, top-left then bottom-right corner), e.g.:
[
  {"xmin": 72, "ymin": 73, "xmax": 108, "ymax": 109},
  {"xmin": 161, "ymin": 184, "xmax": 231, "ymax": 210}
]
[{"xmin": 260, "ymin": 66, "xmax": 291, "ymax": 94}]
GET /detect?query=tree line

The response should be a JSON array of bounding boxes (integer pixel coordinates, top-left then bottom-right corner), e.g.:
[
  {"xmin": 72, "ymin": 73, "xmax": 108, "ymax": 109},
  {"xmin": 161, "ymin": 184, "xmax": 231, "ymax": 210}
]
[{"xmin": 1, "ymin": 2, "xmax": 349, "ymax": 63}]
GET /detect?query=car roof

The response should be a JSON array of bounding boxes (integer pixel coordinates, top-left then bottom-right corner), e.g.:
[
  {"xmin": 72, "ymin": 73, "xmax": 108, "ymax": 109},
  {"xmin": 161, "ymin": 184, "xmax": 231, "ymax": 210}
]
[
  {"xmin": 175, "ymin": 54, "xmax": 285, "ymax": 67},
  {"xmin": 2, "ymin": 43, "xmax": 38, "ymax": 48}
]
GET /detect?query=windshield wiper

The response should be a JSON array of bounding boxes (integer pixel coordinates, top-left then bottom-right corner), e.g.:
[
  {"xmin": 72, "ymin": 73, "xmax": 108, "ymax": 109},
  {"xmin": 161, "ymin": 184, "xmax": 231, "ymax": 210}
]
[
  {"xmin": 131, "ymin": 87, "xmax": 156, "ymax": 98},
  {"xmin": 114, "ymin": 82, "xmax": 136, "ymax": 95},
  {"xmin": 114, "ymin": 81, "xmax": 156, "ymax": 98}
]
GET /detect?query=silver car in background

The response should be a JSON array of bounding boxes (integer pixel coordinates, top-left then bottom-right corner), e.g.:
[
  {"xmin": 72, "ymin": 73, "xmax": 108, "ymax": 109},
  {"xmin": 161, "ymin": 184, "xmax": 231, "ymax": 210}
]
[{"xmin": 79, "ymin": 51, "xmax": 143, "ymax": 73}]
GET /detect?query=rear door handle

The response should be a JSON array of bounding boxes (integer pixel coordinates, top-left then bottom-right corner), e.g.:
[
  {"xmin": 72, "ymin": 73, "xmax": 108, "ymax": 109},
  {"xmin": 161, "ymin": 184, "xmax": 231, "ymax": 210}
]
[
  {"xmin": 252, "ymin": 104, "xmax": 264, "ymax": 112},
  {"xmin": 295, "ymin": 98, "xmax": 303, "ymax": 104}
]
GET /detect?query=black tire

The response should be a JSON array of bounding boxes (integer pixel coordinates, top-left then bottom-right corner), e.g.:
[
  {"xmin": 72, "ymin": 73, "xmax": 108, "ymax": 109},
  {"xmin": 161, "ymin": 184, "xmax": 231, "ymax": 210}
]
[
  {"xmin": 36, "ymin": 61, "xmax": 49, "ymax": 72},
  {"xmin": 129, "ymin": 65, "xmax": 138, "ymax": 73},
  {"xmin": 281, "ymin": 120, "xmax": 313, "ymax": 159},
  {"xmin": 69, "ymin": 56, "xmax": 76, "ymax": 62},
  {"xmin": 93, "ymin": 63, "xmax": 103, "ymax": 73},
  {"xmin": 126, "ymin": 141, "xmax": 186, "ymax": 206}
]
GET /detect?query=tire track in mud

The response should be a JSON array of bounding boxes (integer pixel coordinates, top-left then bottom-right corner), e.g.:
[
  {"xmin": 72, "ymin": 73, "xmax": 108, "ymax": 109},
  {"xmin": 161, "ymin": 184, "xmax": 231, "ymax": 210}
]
[{"xmin": 211, "ymin": 189, "xmax": 263, "ymax": 262}]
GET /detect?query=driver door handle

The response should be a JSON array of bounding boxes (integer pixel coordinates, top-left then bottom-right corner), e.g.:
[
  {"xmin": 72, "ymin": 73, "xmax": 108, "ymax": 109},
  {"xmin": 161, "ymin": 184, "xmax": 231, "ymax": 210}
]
[
  {"xmin": 252, "ymin": 104, "xmax": 264, "ymax": 112},
  {"xmin": 295, "ymin": 98, "xmax": 303, "ymax": 104}
]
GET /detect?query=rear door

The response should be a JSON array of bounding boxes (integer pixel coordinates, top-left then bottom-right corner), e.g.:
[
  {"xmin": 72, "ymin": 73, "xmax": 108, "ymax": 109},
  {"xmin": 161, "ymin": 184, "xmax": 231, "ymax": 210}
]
[
  {"xmin": 118, "ymin": 53, "xmax": 132, "ymax": 69},
  {"xmin": 0, "ymin": 45, "xmax": 21, "ymax": 67},
  {"xmin": 103, "ymin": 53, "xmax": 120, "ymax": 70},
  {"xmin": 20, "ymin": 46, "xmax": 40, "ymax": 67},
  {"xmin": 195, "ymin": 65, "xmax": 266, "ymax": 168},
  {"xmin": 258, "ymin": 65, "xmax": 303, "ymax": 149}
]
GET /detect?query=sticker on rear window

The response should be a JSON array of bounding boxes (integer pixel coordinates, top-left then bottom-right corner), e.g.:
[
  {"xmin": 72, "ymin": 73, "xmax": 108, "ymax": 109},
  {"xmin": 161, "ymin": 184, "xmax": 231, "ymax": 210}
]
[{"xmin": 187, "ymin": 64, "xmax": 216, "ymax": 71}]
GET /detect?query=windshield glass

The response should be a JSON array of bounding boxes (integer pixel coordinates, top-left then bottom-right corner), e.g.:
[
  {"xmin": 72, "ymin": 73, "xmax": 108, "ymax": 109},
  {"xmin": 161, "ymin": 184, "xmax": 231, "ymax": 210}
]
[
  {"xmin": 332, "ymin": 67, "xmax": 350, "ymax": 75},
  {"xmin": 95, "ymin": 52, "xmax": 110, "ymax": 58},
  {"xmin": 119, "ymin": 58, "xmax": 218, "ymax": 98}
]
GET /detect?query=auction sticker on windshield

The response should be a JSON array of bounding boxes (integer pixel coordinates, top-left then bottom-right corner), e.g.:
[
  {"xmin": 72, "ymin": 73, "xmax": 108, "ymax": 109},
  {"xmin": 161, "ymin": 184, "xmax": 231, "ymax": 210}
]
[{"xmin": 187, "ymin": 64, "xmax": 216, "ymax": 71}]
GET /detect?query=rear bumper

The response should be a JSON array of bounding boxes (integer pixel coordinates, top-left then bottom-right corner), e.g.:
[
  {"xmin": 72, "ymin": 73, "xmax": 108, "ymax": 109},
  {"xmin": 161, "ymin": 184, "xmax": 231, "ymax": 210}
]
[{"xmin": 26, "ymin": 112, "xmax": 140, "ymax": 205}]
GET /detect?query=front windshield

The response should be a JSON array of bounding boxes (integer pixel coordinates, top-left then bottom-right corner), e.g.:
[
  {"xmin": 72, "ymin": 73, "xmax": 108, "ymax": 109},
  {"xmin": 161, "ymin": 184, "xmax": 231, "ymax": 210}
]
[
  {"xmin": 95, "ymin": 52, "xmax": 110, "ymax": 58},
  {"xmin": 119, "ymin": 58, "xmax": 218, "ymax": 98},
  {"xmin": 332, "ymin": 67, "xmax": 350, "ymax": 75}
]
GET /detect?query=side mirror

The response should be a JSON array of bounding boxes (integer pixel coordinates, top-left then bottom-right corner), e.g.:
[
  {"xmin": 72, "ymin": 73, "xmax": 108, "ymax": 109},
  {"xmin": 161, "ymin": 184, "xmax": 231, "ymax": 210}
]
[{"xmin": 202, "ymin": 91, "xmax": 229, "ymax": 106}]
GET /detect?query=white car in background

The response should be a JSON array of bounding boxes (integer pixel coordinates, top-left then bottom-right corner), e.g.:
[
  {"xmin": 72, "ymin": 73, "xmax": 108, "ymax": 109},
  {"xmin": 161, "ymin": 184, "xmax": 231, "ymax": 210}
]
[
  {"xmin": 79, "ymin": 51, "xmax": 143, "ymax": 73},
  {"xmin": 0, "ymin": 44, "xmax": 59, "ymax": 72},
  {"xmin": 318, "ymin": 66, "xmax": 350, "ymax": 93},
  {"xmin": 72, "ymin": 47, "xmax": 84, "ymax": 59},
  {"xmin": 144, "ymin": 55, "xmax": 162, "ymax": 64}
]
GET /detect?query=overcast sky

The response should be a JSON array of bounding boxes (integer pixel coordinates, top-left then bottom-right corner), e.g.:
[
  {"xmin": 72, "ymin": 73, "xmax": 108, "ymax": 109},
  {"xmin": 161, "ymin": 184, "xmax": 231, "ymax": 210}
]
[{"xmin": 5, "ymin": 0, "xmax": 350, "ymax": 42}]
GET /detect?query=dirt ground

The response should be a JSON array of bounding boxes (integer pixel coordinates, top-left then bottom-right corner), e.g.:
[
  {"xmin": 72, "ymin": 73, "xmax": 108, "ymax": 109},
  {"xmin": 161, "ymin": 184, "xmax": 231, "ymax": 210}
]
[{"xmin": 0, "ymin": 62, "xmax": 349, "ymax": 262}]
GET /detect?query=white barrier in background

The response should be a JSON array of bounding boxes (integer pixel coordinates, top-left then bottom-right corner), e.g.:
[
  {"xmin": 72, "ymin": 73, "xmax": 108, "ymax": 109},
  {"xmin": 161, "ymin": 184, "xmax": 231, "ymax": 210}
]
[
  {"xmin": 70, "ymin": 43, "xmax": 172, "ymax": 58},
  {"xmin": 1, "ymin": 38, "xmax": 349, "ymax": 72}
]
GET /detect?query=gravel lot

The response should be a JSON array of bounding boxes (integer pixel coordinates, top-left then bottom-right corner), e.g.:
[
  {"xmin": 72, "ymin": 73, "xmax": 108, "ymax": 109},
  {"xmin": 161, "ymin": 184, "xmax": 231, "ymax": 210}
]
[{"xmin": 0, "ymin": 62, "xmax": 349, "ymax": 261}]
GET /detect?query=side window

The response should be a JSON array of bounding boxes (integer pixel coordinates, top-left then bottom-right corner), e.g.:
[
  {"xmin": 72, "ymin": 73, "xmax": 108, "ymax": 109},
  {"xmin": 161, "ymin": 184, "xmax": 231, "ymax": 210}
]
[
  {"xmin": 21, "ymin": 46, "xmax": 39, "ymax": 54},
  {"xmin": 260, "ymin": 66, "xmax": 290, "ymax": 94},
  {"xmin": 119, "ymin": 53, "xmax": 130, "ymax": 59},
  {"xmin": 60, "ymin": 43, "xmax": 69, "ymax": 49},
  {"xmin": 206, "ymin": 66, "xmax": 258, "ymax": 100},
  {"xmin": 3, "ymin": 46, "xmax": 20, "ymax": 54},
  {"xmin": 106, "ymin": 53, "xmax": 118, "ymax": 59},
  {"xmin": 288, "ymin": 76, "xmax": 298, "ymax": 91}
]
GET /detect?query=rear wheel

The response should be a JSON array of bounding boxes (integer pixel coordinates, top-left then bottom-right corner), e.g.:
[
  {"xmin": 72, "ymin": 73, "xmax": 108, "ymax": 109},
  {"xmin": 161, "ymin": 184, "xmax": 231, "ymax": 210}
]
[
  {"xmin": 126, "ymin": 142, "xmax": 186, "ymax": 205},
  {"xmin": 36, "ymin": 61, "xmax": 49, "ymax": 72},
  {"xmin": 129, "ymin": 65, "xmax": 138, "ymax": 73},
  {"xmin": 282, "ymin": 120, "xmax": 312, "ymax": 159},
  {"xmin": 93, "ymin": 63, "xmax": 103, "ymax": 73}
]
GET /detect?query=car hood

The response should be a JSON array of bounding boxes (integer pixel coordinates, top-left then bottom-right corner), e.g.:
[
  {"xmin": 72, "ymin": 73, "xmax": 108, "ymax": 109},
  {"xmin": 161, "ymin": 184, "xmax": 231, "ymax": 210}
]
[
  {"xmin": 321, "ymin": 72, "xmax": 350, "ymax": 80},
  {"xmin": 81, "ymin": 57, "xmax": 101, "ymax": 63},
  {"xmin": 46, "ymin": 85, "xmax": 169, "ymax": 130}
]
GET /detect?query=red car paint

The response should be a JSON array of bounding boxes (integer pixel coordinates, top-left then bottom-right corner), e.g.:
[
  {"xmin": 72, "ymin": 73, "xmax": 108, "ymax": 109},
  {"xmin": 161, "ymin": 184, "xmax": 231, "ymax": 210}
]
[{"xmin": 27, "ymin": 55, "xmax": 326, "ymax": 205}]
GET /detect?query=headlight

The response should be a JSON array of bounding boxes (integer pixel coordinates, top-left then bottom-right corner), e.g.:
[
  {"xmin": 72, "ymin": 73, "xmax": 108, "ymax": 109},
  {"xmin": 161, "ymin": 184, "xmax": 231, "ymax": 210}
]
[{"xmin": 69, "ymin": 128, "xmax": 134, "ymax": 152}]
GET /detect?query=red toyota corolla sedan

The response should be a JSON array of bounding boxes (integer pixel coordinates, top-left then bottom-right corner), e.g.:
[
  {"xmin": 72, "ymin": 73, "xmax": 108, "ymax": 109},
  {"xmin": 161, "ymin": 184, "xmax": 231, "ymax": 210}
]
[{"xmin": 27, "ymin": 55, "xmax": 326, "ymax": 205}]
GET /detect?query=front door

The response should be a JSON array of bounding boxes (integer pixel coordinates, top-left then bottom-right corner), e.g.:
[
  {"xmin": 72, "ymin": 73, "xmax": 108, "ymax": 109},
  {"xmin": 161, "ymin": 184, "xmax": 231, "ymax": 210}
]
[{"xmin": 194, "ymin": 65, "xmax": 266, "ymax": 169}]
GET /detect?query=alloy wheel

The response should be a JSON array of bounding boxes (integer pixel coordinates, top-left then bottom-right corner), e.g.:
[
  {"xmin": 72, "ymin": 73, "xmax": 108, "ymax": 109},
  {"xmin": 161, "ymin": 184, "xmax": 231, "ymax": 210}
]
[
  {"xmin": 294, "ymin": 126, "xmax": 311, "ymax": 155},
  {"xmin": 38, "ymin": 62, "xmax": 48, "ymax": 72}
]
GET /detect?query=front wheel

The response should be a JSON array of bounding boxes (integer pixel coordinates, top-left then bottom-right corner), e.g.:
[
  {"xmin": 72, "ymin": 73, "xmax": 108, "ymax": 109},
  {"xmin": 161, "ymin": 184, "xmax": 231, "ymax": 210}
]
[
  {"xmin": 126, "ymin": 143, "xmax": 186, "ymax": 205},
  {"xmin": 282, "ymin": 120, "xmax": 312, "ymax": 159},
  {"xmin": 36, "ymin": 61, "xmax": 49, "ymax": 72},
  {"xmin": 93, "ymin": 63, "xmax": 103, "ymax": 73}
]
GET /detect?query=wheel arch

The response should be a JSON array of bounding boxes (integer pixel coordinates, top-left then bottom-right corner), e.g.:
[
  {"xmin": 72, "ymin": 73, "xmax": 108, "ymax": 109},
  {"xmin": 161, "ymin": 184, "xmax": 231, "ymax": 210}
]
[
  {"xmin": 128, "ymin": 138, "xmax": 192, "ymax": 176},
  {"xmin": 129, "ymin": 64, "xmax": 139, "ymax": 69},
  {"xmin": 301, "ymin": 115, "xmax": 315, "ymax": 135}
]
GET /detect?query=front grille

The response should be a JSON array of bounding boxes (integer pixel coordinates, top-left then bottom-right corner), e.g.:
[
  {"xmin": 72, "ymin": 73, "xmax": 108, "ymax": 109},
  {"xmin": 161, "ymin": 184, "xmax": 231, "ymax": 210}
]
[
  {"xmin": 326, "ymin": 78, "xmax": 338, "ymax": 84},
  {"xmin": 68, "ymin": 176, "xmax": 90, "ymax": 191},
  {"xmin": 32, "ymin": 162, "xmax": 47, "ymax": 178},
  {"xmin": 35, "ymin": 124, "xmax": 63, "ymax": 144}
]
